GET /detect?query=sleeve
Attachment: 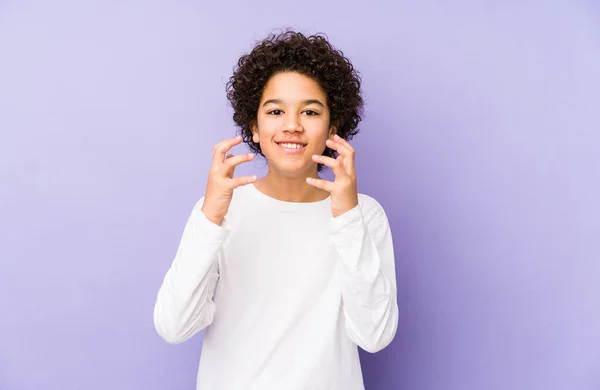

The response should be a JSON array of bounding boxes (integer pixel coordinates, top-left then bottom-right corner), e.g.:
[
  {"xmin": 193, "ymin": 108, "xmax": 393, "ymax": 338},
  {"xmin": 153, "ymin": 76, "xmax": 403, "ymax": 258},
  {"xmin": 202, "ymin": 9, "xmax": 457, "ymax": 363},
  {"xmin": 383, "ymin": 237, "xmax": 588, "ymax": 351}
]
[
  {"xmin": 328, "ymin": 195, "xmax": 399, "ymax": 353},
  {"xmin": 153, "ymin": 198, "xmax": 230, "ymax": 344}
]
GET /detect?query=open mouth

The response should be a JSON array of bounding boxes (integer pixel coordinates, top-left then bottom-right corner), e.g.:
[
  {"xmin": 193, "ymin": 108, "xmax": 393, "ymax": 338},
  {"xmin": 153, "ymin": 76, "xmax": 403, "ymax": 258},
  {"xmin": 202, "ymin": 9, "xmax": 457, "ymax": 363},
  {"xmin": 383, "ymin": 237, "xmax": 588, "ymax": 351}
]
[{"xmin": 275, "ymin": 141, "xmax": 307, "ymax": 152}]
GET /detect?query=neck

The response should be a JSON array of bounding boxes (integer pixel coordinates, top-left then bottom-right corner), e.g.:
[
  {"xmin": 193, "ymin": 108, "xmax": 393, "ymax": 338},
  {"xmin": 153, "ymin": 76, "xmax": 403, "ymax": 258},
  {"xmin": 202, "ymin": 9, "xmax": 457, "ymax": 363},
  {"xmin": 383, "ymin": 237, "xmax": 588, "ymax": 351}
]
[{"xmin": 254, "ymin": 167, "xmax": 329, "ymax": 203}]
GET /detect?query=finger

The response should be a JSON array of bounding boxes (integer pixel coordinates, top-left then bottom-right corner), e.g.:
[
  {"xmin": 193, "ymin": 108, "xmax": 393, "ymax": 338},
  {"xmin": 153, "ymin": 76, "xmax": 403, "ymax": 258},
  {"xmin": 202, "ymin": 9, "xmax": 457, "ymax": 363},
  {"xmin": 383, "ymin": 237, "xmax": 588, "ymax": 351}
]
[
  {"xmin": 312, "ymin": 154, "xmax": 348, "ymax": 177},
  {"xmin": 327, "ymin": 138, "xmax": 355, "ymax": 175},
  {"xmin": 333, "ymin": 134, "xmax": 355, "ymax": 152},
  {"xmin": 229, "ymin": 174, "xmax": 258, "ymax": 189},
  {"xmin": 326, "ymin": 138, "xmax": 354, "ymax": 159},
  {"xmin": 214, "ymin": 136, "xmax": 242, "ymax": 156},
  {"xmin": 306, "ymin": 177, "xmax": 334, "ymax": 192},
  {"xmin": 212, "ymin": 135, "xmax": 243, "ymax": 166},
  {"xmin": 337, "ymin": 154, "xmax": 355, "ymax": 177},
  {"xmin": 222, "ymin": 153, "xmax": 255, "ymax": 171}
]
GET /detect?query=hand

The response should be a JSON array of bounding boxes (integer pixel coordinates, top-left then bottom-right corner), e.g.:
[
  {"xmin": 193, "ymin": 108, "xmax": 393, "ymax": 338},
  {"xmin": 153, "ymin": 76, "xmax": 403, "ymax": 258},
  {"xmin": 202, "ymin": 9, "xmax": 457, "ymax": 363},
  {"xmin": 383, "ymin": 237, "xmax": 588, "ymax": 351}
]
[
  {"xmin": 306, "ymin": 134, "xmax": 359, "ymax": 218},
  {"xmin": 201, "ymin": 135, "xmax": 257, "ymax": 225}
]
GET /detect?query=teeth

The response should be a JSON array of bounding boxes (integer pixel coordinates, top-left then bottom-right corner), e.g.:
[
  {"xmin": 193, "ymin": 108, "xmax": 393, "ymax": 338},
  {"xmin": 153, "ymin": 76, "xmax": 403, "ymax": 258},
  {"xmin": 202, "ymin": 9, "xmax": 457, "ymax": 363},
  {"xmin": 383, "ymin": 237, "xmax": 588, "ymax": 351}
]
[{"xmin": 279, "ymin": 143, "xmax": 303, "ymax": 149}]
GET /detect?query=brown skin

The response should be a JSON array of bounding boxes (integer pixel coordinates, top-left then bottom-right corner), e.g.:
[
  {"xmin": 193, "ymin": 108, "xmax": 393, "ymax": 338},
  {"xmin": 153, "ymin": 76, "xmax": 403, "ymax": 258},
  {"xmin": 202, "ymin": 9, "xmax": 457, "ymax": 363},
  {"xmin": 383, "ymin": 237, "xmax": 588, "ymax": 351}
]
[
  {"xmin": 251, "ymin": 71, "xmax": 333, "ymax": 203},
  {"xmin": 226, "ymin": 31, "xmax": 364, "ymax": 173},
  {"xmin": 307, "ymin": 134, "xmax": 359, "ymax": 218},
  {"xmin": 201, "ymin": 71, "xmax": 358, "ymax": 225},
  {"xmin": 200, "ymin": 136, "xmax": 257, "ymax": 226}
]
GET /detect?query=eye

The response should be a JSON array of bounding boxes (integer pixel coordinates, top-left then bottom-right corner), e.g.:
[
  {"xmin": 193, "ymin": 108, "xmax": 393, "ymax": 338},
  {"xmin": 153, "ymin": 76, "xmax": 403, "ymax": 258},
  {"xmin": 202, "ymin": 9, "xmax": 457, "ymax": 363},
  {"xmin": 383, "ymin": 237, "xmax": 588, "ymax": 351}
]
[
  {"xmin": 303, "ymin": 110, "xmax": 319, "ymax": 116},
  {"xmin": 267, "ymin": 109, "xmax": 283, "ymax": 115}
]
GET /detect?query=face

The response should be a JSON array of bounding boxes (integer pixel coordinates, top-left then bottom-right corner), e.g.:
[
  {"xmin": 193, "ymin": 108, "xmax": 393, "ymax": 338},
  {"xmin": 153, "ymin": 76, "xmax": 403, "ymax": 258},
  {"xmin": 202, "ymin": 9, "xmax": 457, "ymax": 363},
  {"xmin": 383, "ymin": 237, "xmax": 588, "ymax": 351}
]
[{"xmin": 252, "ymin": 71, "xmax": 335, "ymax": 177}]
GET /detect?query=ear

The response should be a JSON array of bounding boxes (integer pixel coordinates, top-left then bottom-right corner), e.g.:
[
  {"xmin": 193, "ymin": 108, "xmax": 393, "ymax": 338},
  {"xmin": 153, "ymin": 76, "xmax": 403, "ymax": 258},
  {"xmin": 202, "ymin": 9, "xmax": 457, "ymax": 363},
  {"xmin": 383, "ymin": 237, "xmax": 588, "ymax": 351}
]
[
  {"xmin": 251, "ymin": 122, "xmax": 259, "ymax": 143},
  {"xmin": 328, "ymin": 125, "xmax": 337, "ymax": 140}
]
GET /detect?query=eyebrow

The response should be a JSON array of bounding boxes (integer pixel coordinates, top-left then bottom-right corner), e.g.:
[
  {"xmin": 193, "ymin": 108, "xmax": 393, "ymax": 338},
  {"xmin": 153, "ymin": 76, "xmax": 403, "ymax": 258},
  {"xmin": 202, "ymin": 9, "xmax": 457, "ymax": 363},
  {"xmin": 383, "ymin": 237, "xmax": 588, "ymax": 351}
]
[{"xmin": 262, "ymin": 99, "xmax": 326, "ymax": 108}]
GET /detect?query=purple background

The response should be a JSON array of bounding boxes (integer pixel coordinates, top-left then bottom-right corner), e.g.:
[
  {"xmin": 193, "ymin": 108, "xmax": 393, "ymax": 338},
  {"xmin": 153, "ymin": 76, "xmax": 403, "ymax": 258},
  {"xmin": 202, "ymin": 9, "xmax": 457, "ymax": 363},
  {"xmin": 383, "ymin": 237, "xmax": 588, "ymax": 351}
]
[{"xmin": 1, "ymin": 1, "xmax": 599, "ymax": 389}]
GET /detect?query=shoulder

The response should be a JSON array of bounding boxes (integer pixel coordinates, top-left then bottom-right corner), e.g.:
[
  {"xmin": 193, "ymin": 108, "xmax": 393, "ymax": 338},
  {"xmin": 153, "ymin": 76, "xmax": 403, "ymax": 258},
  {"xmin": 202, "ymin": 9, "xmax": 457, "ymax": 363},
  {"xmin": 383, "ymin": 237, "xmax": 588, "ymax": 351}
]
[{"xmin": 357, "ymin": 193, "xmax": 389, "ymax": 227}]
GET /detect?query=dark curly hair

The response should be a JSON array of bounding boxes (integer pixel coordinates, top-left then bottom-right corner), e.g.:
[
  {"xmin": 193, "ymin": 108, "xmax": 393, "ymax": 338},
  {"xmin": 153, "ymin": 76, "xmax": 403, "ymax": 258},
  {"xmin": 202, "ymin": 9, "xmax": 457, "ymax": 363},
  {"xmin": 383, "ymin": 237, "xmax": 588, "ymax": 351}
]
[{"xmin": 226, "ymin": 29, "xmax": 364, "ymax": 172}]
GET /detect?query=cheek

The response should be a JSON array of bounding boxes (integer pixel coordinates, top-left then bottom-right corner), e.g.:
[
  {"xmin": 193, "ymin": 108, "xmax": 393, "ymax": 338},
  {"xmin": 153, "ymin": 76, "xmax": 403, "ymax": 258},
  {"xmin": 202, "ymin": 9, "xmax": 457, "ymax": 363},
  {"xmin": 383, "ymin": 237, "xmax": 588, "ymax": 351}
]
[
  {"xmin": 257, "ymin": 126, "xmax": 277, "ymax": 142},
  {"xmin": 308, "ymin": 123, "xmax": 331, "ymax": 142},
  {"xmin": 254, "ymin": 118, "xmax": 268, "ymax": 139},
  {"xmin": 256, "ymin": 122, "xmax": 279, "ymax": 150}
]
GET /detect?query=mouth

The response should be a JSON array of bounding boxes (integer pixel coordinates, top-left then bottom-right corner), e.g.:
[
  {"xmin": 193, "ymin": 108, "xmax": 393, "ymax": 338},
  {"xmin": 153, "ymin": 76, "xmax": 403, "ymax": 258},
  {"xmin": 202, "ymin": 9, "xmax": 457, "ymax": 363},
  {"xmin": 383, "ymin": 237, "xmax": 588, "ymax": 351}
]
[{"xmin": 275, "ymin": 141, "xmax": 307, "ymax": 153}]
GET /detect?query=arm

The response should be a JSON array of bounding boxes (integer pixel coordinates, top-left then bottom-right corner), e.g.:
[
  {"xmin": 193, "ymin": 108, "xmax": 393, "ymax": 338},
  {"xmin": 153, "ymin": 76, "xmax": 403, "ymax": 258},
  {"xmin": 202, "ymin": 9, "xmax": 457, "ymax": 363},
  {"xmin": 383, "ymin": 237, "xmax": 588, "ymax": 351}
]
[
  {"xmin": 329, "ymin": 197, "xmax": 399, "ymax": 353},
  {"xmin": 153, "ymin": 199, "xmax": 229, "ymax": 344}
]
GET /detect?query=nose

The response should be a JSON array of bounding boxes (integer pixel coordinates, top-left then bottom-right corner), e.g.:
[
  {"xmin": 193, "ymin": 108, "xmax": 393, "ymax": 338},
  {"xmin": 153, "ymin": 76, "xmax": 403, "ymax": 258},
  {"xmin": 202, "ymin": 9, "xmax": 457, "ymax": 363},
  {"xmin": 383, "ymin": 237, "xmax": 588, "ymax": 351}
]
[{"xmin": 283, "ymin": 114, "xmax": 303, "ymax": 133}]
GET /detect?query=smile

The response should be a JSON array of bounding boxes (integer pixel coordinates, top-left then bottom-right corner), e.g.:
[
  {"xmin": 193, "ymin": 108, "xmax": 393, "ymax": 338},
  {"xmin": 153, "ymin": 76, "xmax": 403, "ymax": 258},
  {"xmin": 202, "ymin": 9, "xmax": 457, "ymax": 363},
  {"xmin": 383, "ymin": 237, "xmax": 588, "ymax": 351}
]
[{"xmin": 275, "ymin": 141, "xmax": 307, "ymax": 153}]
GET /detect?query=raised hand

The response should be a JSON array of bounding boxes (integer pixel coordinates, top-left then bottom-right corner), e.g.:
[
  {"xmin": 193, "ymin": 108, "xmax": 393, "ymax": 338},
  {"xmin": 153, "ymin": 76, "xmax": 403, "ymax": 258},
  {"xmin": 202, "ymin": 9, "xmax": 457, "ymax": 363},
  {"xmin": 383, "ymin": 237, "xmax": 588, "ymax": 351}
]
[
  {"xmin": 201, "ymin": 135, "xmax": 257, "ymax": 225},
  {"xmin": 306, "ymin": 134, "xmax": 359, "ymax": 218}
]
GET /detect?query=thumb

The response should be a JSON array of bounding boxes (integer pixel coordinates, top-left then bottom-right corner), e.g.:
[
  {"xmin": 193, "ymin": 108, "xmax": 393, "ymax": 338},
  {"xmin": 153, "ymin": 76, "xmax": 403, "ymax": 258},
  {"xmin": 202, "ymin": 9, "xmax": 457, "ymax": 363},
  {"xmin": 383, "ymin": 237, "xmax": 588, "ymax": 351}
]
[{"xmin": 225, "ymin": 154, "xmax": 236, "ymax": 177}]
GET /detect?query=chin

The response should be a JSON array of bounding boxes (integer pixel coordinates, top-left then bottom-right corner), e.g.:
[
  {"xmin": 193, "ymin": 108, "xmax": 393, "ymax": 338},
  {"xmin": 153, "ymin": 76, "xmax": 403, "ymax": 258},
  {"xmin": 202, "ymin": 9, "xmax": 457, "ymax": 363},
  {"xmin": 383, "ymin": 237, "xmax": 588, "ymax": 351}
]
[{"xmin": 269, "ymin": 160, "xmax": 314, "ymax": 177}]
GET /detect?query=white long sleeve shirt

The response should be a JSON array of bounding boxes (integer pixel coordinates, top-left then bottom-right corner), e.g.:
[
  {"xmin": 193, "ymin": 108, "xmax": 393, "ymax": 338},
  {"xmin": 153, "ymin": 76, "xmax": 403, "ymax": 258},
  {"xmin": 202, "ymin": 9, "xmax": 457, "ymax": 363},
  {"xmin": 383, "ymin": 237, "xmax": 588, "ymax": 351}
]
[{"xmin": 153, "ymin": 184, "xmax": 398, "ymax": 390}]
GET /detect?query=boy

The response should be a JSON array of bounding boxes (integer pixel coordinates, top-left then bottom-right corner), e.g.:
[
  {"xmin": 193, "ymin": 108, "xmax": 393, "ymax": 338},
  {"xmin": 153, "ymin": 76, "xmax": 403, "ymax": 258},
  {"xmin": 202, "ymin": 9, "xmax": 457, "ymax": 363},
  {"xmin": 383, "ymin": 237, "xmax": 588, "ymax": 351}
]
[{"xmin": 154, "ymin": 30, "xmax": 398, "ymax": 390}]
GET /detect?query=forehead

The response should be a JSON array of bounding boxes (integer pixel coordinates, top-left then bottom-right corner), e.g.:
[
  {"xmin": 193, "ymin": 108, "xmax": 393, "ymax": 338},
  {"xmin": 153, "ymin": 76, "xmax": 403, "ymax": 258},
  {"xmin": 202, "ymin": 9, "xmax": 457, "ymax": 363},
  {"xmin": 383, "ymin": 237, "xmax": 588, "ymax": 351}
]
[{"xmin": 261, "ymin": 72, "xmax": 327, "ymax": 102}]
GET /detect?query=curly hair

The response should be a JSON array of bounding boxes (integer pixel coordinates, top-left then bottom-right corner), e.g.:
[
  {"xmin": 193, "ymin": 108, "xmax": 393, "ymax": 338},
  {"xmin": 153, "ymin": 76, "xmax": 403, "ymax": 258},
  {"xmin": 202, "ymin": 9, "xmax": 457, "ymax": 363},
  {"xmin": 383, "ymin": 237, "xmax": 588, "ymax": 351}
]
[{"xmin": 225, "ymin": 30, "xmax": 364, "ymax": 172}]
